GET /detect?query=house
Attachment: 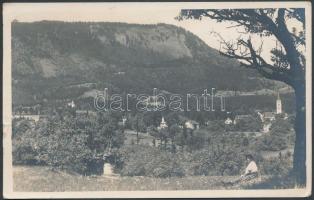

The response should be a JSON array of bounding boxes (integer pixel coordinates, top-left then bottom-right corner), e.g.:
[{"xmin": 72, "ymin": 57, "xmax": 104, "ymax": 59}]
[
  {"xmin": 118, "ymin": 116, "xmax": 127, "ymax": 127},
  {"xmin": 224, "ymin": 117, "xmax": 233, "ymax": 125},
  {"xmin": 185, "ymin": 120, "xmax": 200, "ymax": 130},
  {"xmin": 122, "ymin": 116, "xmax": 127, "ymax": 126},
  {"xmin": 262, "ymin": 122, "xmax": 272, "ymax": 133},
  {"xmin": 67, "ymin": 100, "xmax": 76, "ymax": 108}
]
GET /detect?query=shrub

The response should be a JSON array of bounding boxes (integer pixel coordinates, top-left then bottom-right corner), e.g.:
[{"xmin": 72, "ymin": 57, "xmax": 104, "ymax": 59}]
[
  {"xmin": 261, "ymin": 157, "xmax": 292, "ymax": 176},
  {"xmin": 36, "ymin": 129, "xmax": 96, "ymax": 175},
  {"xmin": 12, "ymin": 119, "xmax": 40, "ymax": 165},
  {"xmin": 12, "ymin": 133, "xmax": 39, "ymax": 165},
  {"xmin": 255, "ymin": 134, "xmax": 288, "ymax": 151},
  {"xmin": 12, "ymin": 113, "xmax": 123, "ymax": 175},
  {"xmin": 178, "ymin": 150, "xmax": 213, "ymax": 176},
  {"xmin": 117, "ymin": 145, "xmax": 184, "ymax": 178}
]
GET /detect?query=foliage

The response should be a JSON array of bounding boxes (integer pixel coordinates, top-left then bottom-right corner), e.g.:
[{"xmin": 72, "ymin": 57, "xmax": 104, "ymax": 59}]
[
  {"xmin": 115, "ymin": 145, "xmax": 184, "ymax": 178},
  {"xmin": 177, "ymin": 8, "xmax": 306, "ymax": 185},
  {"xmin": 12, "ymin": 112, "xmax": 124, "ymax": 175},
  {"xmin": 261, "ymin": 156, "xmax": 292, "ymax": 176},
  {"xmin": 234, "ymin": 115, "xmax": 262, "ymax": 132},
  {"xmin": 255, "ymin": 118, "xmax": 294, "ymax": 151},
  {"xmin": 12, "ymin": 130, "xmax": 39, "ymax": 165}
]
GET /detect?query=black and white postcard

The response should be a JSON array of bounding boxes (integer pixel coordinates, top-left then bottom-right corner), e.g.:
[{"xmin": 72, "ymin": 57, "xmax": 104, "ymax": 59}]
[{"xmin": 2, "ymin": 2, "xmax": 312, "ymax": 198}]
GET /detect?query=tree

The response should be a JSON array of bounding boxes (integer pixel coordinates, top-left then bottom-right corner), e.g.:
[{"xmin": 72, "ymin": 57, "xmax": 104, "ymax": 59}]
[
  {"xmin": 165, "ymin": 112, "xmax": 181, "ymax": 127},
  {"xmin": 177, "ymin": 8, "xmax": 306, "ymax": 185},
  {"xmin": 169, "ymin": 124, "xmax": 181, "ymax": 152},
  {"xmin": 134, "ymin": 114, "xmax": 146, "ymax": 144},
  {"xmin": 235, "ymin": 115, "xmax": 262, "ymax": 132},
  {"xmin": 169, "ymin": 124, "xmax": 180, "ymax": 142}
]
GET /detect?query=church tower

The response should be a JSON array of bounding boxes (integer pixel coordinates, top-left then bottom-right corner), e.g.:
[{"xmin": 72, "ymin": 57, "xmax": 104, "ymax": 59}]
[
  {"xmin": 158, "ymin": 117, "xmax": 168, "ymax": 130},
  {"xmin": 276, "ymin": 92, "xmax": 282, "ymax": 114}
]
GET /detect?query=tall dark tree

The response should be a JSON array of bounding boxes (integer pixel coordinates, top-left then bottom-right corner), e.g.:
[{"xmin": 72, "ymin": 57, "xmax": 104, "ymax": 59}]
[{"xmin": 177, "ymin": 8, "xmax": 306, "ymax": 185}]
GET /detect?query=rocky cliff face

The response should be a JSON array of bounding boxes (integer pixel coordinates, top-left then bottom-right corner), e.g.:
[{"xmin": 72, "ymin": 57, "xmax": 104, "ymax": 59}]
[{"xmin": 12, "ymin": 21, "xmax": 275, "ymax": 105}]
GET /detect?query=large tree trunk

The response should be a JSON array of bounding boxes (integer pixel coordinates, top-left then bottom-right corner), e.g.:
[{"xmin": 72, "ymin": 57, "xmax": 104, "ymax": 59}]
[{"xmin": 292, "ymin": 82, "xmax": 306, "ymax": 186}]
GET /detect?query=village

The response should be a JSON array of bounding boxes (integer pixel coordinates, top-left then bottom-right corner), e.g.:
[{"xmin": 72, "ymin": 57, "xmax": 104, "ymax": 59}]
[{"xmin": 13, "ymin": 92, "xmax": 289, "ymax": 145}]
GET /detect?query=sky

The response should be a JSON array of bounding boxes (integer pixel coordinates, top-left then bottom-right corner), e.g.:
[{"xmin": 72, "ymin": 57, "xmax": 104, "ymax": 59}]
[{"xmin": 4, "ymin": 2, "xmax": 306, "ymax": 62}]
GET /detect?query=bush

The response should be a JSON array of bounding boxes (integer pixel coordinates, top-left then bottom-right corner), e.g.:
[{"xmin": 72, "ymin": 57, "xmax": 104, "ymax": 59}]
[
  {"xmin": 254, "ymin": 118, "xmax": 295, "ymax": 151},
  {"xmin": 12, "ymin": 119, "xmax": 40, "ymax": 165},
  {"xmin": 255, "ymin": 124, "xmax": 292, "ymax": 151},
  {"xmin": 234, "ymin": 115, "xmax": 262, "ymax": 132},
  {"xmin": 12, "ymin": 113, "xmax": 123, "ymax": 175},
  {"xmin": 37, "ymin": 129, "xmax": 96, "ymax": 175},
  {"xmin": 116, "ymin": 145, "xmax": 184, "ymax": 178},
  {"xmin": 12, "ymin": 134, "xmax": 39, "ymax": 165},
  {"xmin": 116, "ymin": 145, "xmax": 251, "ymax": 177},
  {"xmin": 261, "ymin": 157, "xmax": 292, "ymax": 176},
  {"xmin": 188, "ymin": 150, "xmax": 213, "ymax": 176},
  {"xmin": 255, "ymin": 134, "xmax": 288, "ymax": 151}
]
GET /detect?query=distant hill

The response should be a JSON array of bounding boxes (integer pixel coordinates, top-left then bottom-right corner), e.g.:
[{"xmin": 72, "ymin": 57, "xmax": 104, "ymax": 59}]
[{"xmin": 12, "ymin": 21, "xmax": 287, "ymax": 106}]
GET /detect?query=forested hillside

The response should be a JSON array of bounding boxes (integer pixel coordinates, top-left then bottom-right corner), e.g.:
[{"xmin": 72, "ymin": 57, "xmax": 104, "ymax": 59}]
[{"xmin": 12, "ymin": 21, "xmax": 287, "ymax": 106}]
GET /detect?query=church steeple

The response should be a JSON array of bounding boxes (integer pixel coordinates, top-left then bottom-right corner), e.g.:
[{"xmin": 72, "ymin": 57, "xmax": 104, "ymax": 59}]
[
  {"xmin": 276, "ymin": 92, "xmax": 282, "ymax": 114},
  {"xmin": 158, "ymin": 117, "xmax": 168, "ymax": 130}
]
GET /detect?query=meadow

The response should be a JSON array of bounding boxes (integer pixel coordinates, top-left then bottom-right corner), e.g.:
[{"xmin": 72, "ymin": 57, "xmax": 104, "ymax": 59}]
[{"xmin": 13, "ymin": 166, "xmax": 268, "ymax": 192}]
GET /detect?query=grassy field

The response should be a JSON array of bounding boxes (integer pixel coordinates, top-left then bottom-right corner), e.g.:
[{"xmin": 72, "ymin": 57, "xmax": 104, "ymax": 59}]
[{"xmin": 13, "ymin": 166, "xmax": 267, "ymax": 192}]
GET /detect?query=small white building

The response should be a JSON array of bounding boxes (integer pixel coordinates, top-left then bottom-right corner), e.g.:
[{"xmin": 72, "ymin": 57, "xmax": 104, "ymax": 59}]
[
  {"xmin": 224, "ymin": 117, "xmax": 233, "ymax": 125},
  {"xmin": 122, "ymin": 116, "xmax": 127, "ymax": 126},
  {"xmin": 185, "ymin": 120, "xmax": 200, "ymax": 130},
  {"xmin": 67, "ymin": 100, "xmax": 76, "ymax": 108},
  {"xmin": 262, "ymin": 123, "xmax": 272, "ymax": 133}
]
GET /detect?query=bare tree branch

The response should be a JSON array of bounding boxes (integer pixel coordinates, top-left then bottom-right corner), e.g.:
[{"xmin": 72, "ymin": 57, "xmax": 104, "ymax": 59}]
[{"xmin": 178, "ymin": 8, "xmax": 305, "ymax": 87}]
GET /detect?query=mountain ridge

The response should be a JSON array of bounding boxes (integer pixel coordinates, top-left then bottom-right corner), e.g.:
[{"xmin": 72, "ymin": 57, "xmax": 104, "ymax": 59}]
[{"xmin": 12, "ymin": 21, "xmax": 285, "ymax": 106}]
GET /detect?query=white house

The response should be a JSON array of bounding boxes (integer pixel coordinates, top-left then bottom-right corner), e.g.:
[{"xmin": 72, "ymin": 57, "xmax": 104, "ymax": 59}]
[
  {"xmin": 67, "ymin": 100, "xmax": 76, "ymax": 108},
  {"xmin": 122, "ymin": 116, "xmax": 127, "ymax": 126},
  {"xmin": 224, "ymin": 117, "xmax": 233, "ymax": 125},
  {"xmin": 262, "ymin": 122, "xmax": 272, "ymax": 133},
  {"xmin": 185, "ymin": 120, "xmax": 200, "ymax": 130}
]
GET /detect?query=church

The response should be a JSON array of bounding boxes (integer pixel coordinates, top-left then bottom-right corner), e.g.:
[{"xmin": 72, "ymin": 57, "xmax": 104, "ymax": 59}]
[
  {"xmin": 157, "ymin": 117, "xmax": 168, "ymax": 130},
  {"xmin": 224, "ymin": 92, "xmax": 288, "ymax": 133},
  {"xmin": 258, "ymin": 93, "xmax": 288, "ymax": 133},
  {"xmin": 258, "ymin": 92, "xmax": 286, "ymax": 123}
]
